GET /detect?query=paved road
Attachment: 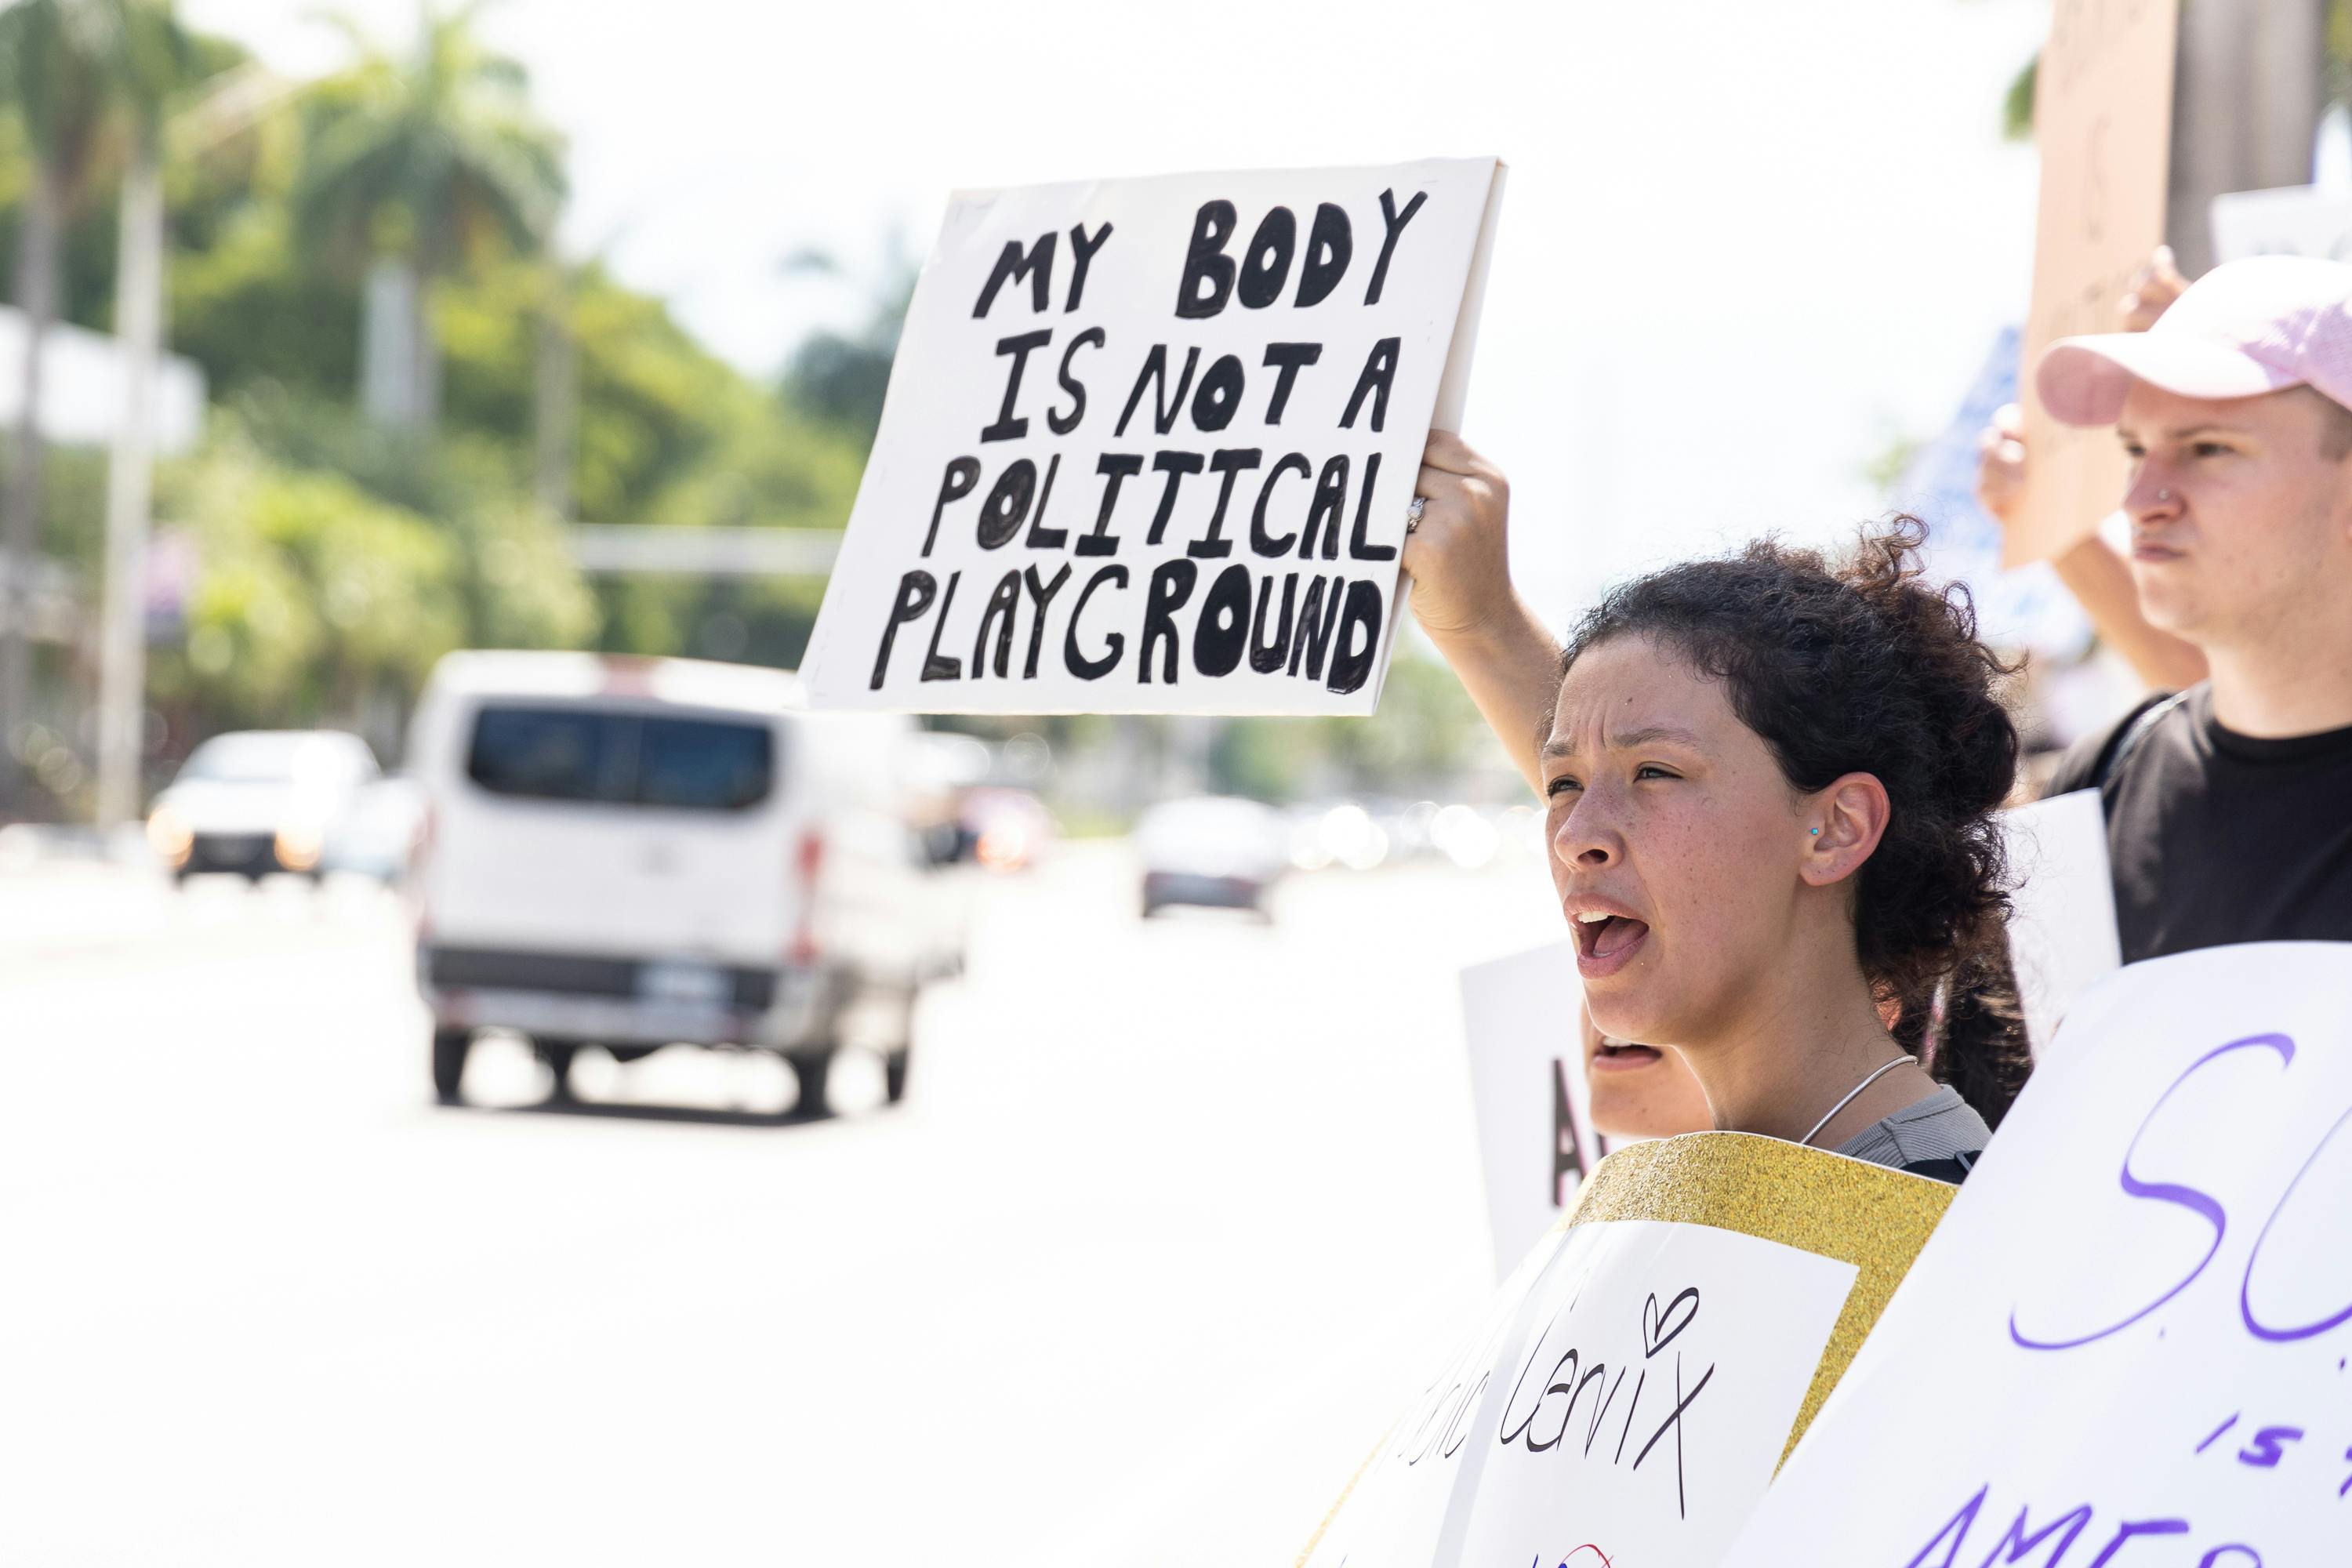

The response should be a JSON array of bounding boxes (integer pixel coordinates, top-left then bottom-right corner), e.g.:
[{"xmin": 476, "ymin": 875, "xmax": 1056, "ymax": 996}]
[{"xmin": 0, "ymin": 841, "xmax": 1563, "ymax": 1566}]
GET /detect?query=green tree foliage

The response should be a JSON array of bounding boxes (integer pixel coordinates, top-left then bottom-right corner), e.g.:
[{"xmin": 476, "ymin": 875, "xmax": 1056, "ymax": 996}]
[
  {"xmin": 1203, "ymin": 644, "xmax": 1508, "ymax": 804},
  {"xmin": 292, "ymin": 8, "xmax": 563, "ymax": 277},
  {"xmin": 0, "ymin": 4, "xmax": 875, "ymax": 760},
  {"xmin": 156, "ymin": 429, "xmax": 467, "ymax": 724},
  {"xmin": 0, "ymin": 4, "xmax": 1490, "ymax": 810},
  {"xmin": 2002, "ymin": 55, "xmax": 2035, "ymax": 143},
  {"xmin": 291, "ymin": 3, "xmax": 564, "ymax": 426},
  {"xmin": 779, "ymin": 239, "xmax": 914, "ymax": 445},
  {"xmin": 0, "ymin": 0, "xmax": 198, "ymax": 804}
]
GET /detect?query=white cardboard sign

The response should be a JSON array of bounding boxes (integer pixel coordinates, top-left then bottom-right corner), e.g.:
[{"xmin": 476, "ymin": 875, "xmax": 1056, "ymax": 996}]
[
  {"xmin": 2211, "ymin": 183, "xmax": 2352, "ymax": 265},
  {"xmin": 2001, "ymin": 788, "xmax": 2122, "ymax": 1058},
  {"xmin": 1459, "ymin": 942, "xmax": 1606, "ymax": 1279},
  {"xmin": 1725, "ymin": 942, "xmax": 2352, "ymax": 1568},
  {"xmin": 1304, "ymin": 1212, "xmax": 1859, "ymax": 1568},
  {"xmin": 802, "ymin": 158, "xmax": 1503, "ymax": 714}
]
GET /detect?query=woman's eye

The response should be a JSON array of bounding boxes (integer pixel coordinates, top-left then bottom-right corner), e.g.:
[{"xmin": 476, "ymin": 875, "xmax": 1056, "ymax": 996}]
[
  {"xmin": 1546, "ymin": 775, "xmax": 1581, "ymax": 798},
  {"xmin": 1635, "ymin": 764, "xmax": 1678, "ymax": 781},
  {"xmin": 2191, "ymin": 441, "xmax": 2230, "ymax": 459}
]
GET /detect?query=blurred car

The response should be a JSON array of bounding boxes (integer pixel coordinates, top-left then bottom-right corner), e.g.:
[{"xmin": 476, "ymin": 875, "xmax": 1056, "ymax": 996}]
[
  {"xmin": 1134, "ymin": 795, "xmax": 1288, "ymax": 917},
  {"xmin": 318, "ymin": 775, "xmax": 428, "ymax": 883},
  {"xmin": 950, "ymin": 786, "xmax": 1054, "ymax": 872},
  {"xmin": 146, "ymin": 730, "xmax": 382, "ymax": 882},
  {"xmin": 405, "ymin": 652, "xmax": 960, "ymax": 1113}
]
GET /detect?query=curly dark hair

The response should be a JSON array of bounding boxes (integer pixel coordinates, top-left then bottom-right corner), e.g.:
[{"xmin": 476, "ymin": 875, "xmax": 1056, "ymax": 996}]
[{"xmin": 1559, "ymin": 517, "xmax": 2033, "ymax": 1127}]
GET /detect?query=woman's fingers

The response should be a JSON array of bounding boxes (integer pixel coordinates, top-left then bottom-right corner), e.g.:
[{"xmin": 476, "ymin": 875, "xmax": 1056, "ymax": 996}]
[
  {"xmin": 1421, "ymin": 428, "xmax": 1501, "ymax": 485},
  {"xmin": 1403, "ymin": 452, "xmax": 1513, "ymax": 639}
]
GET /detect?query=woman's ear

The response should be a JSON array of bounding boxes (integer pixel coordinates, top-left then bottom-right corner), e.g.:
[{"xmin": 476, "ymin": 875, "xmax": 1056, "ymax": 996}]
[{"xmin": 1798, "ymin": 772, "xmax": 1891, "ymax": 888}]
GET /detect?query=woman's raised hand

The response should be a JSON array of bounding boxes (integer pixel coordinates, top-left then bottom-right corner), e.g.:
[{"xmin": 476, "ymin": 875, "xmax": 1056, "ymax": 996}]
[{"xmin": 1403, "ymin": 430, "xmax": 1516, "ymax": 641}]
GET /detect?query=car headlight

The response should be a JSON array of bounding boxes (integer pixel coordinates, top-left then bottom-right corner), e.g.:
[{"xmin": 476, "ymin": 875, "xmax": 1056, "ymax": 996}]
[
  {"xmin": 274, "ymin": 822, "xmax": 323, "ymax": 871},
  {"xmin": 146, "ymin": 806, "xmax": 193, "ymax": 865}
]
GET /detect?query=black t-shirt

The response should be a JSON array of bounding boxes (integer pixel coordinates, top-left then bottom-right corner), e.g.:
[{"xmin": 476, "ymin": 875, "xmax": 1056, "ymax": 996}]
[{"xmin": 2044, "ymin": 683, "xmax": 2352, "ymax": 962}]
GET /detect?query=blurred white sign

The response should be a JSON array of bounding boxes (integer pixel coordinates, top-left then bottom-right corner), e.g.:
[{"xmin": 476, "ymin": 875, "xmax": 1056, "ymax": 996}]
[
  {"xmin": 1459, "ymin": 941, "xmax": 1603, "ymax": 1279},
  {"xmin": 2002, "ymin": 788, "xmax": 2122, "ymax": 1056},
  {"xmin": 0, "ymin": 306, "xmax": 205, "ymax": 452},
  {"xmin": 1726, "ymin": 942, "xmax": 2352, "ymax": 1568},
  {"xmin": 1303, "ymin": 1210, "xmax": 1857, "ymax": 1568},
  {"xmin": 803, "ymin": 158, "xmax": 1503, "ymax": 714},
  {"xmin": 2211, "ymin": 183, "xmax": 2352, "ymax": 264}
]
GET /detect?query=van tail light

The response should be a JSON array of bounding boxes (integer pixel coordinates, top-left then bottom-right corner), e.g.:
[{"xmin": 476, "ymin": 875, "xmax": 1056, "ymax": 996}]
[
  {"xmin": 408, "ymin": 800, "xmax": 436, "ymax": 880},
  {"xmin": 786, "ymin": 827, "xmax": 826, "ymax": 967},
  {"xmin": 403, "ymin": 802, "xmax": 436, "ymax": 938}
]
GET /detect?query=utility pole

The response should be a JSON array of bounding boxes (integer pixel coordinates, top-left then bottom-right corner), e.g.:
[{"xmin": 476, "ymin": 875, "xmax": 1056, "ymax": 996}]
[
  {"xmin": 92, "ymin": 64, "xmax": 303, "ymax": 829},
  {"xmin": 534, "ymin": 266, "xmax": 577, "ymax": 521},
  {"xmin": 2166, "ymin": 0, "xmax": 2330, "ymax": 274},
  {"xmin": 94, "ymin": 136, "xmax": 163, "ymax": 830}
]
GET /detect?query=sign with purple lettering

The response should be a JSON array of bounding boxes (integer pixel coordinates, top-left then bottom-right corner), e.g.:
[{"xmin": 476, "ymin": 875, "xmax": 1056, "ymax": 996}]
[
  {"xmin": 801, "ymin": 158, "xmax": 1504, "ymax": 714},
  {"xmin": 1297, "ymin": 1135, "xmax": 1954, "ymax": 1568},
  {"xmin": 1724, "ymin": 942, "xmax": 2352, "ymax": 1568}
]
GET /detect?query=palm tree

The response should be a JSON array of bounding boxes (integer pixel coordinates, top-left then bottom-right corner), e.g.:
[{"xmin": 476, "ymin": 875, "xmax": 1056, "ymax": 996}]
[
  {"xmin": 292, "ymin": 3, "xmax": 564, "ymax": 430},
  {"xmin": 0, "ymin": 0, "xmax": 184, "ymax": 811}
]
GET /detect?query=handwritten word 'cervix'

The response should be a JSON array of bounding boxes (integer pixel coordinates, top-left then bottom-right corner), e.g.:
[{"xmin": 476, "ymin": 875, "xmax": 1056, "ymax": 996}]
[{"xmin": 1495, "ymin": 1287, "xmax": 1716, "ymax": 1522}]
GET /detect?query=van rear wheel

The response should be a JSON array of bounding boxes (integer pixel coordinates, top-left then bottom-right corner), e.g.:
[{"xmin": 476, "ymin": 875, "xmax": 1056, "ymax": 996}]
[
  {"xmin": 432, "ymin": 1027, "xmax": 471, "ymax": 1104},
  {"xmin": 787, "ymin": 1049, "xmax": 832, "ymax": 1117}
]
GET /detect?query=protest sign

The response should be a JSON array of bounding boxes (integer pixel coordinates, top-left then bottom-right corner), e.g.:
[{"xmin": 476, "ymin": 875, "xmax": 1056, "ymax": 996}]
[
  {"xmin": 2211, "ymin": 182, "xmax": 2352, "ymax": 264},
  {"xmin": 1298, "ymin": 1135, "xmax": 1954, "ymax": 1568},
  {"xmin": 2001, "ymin": 787, "xmax": 2122, "ymax": 1057},
  {"xmin": 2008, "ymin": 0, "xmax": 2178, "ymax": 566},
  {"xmin": 1459, "ymin": 941, "xmax": 1606, "ymax": 1279},
  {"xmin": 1724, "ymin": 942, "xmax": 2352, "ymax": 1568},
  {"xmin": 802, "ymin": 158, "xmax": 1504, "ymax": 715}
]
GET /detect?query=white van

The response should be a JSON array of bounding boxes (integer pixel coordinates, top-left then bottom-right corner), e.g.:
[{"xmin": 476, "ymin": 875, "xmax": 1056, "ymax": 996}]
[{"xmin": 405, "ymin": 651, "xmax": 957, "ymax": 1112}]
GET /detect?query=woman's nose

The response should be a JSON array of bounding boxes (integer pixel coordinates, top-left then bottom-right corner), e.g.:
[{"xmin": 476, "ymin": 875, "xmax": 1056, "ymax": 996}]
[{"xmin": 1552, "ymin": 797, "xmax": 1619, "ymax": 869}]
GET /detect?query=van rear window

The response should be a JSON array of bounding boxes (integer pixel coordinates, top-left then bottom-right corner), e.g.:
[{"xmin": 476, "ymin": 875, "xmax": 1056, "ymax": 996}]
[{"xmin": 466, "ymin": 706, "xmax": 774, "ymax": 810}]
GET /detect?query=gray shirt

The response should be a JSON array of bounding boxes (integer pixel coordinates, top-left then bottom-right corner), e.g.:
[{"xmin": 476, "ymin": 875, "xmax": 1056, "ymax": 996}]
[{"xmin": 1833, "ymin": 1084, "xmax": 1991, "ymax": 1173}]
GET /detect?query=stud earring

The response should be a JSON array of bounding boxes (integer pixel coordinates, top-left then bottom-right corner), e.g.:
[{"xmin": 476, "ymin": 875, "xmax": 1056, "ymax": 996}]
[{"xmin": 1809, "ymin": 827, "xmax": 1821, "ymax": 837}]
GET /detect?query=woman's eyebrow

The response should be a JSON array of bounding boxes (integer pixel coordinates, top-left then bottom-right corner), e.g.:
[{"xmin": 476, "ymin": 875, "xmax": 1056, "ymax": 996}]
[
  {"xmin": 1540, "ymin": 722, "xmax": 1705, "ymax": 760},
  {"xmin": 1606, "ymin": 723, "xmax": 1705, "ymax": 750}
]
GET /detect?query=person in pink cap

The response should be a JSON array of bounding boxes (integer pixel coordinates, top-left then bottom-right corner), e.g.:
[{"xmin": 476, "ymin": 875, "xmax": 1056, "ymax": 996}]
[{"xmin": 2013, "ymin": 253, "xmax": 2352, "ymax": 960}]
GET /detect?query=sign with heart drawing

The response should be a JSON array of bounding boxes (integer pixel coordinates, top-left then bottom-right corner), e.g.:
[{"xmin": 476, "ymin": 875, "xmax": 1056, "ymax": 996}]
[{"xmin": 1295, "ymin": 1134, "xmax": 1954, "ymax": 1568}]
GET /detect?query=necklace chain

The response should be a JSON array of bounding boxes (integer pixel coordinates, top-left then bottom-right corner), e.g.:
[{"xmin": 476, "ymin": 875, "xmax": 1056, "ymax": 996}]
[{"xmin": 1798, "ymin": 1056, "xmax": 1915, "ymax": 1149}]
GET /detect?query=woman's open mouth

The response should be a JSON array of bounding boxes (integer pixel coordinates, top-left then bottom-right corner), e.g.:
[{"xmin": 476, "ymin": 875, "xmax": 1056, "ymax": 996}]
[
  {"xmin": 1572, "ymin": 911, "xmax": 1651, "ymax": 978},
  {"xmin": 1589, "ymin": 1040, "xmax": 1664, "ymax": 1073}
]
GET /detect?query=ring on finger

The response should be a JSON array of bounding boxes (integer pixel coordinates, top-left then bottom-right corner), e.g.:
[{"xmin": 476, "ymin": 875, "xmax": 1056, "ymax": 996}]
[{"xmin": 1405, "ymin": 495, "xmax": 1428, "ymax": 533}]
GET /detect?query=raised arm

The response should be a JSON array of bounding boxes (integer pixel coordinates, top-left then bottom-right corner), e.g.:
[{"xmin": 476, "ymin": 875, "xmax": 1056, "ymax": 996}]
[{"xmin": 1401, "ymin": 432, "xmax": 1562, "ymax": 794}]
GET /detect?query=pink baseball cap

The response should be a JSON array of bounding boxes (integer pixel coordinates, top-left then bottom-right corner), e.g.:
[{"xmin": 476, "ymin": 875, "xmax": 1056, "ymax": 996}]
[{"xmin": 2036, "ymin": 254, "xmax": 2352, "ymax": 426}]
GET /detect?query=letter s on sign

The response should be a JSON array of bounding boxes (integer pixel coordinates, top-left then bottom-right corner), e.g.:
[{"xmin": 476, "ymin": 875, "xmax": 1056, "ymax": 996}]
[{"xmin": 2009, "ymin": 1033, "xmax": 2295, "ymax": 1352}]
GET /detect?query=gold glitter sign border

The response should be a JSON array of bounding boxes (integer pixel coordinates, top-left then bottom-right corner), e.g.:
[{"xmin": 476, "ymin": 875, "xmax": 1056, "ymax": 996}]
[{"xmin": 1561, "ymin": 1130, "xmax": 1955, "ymax": 1465}]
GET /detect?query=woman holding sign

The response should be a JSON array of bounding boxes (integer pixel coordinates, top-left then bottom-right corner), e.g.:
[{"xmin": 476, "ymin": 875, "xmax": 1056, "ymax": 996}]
[{"xmin": 1407, "ymin": 439, "xmax": 2028, "ymax": 1178}]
